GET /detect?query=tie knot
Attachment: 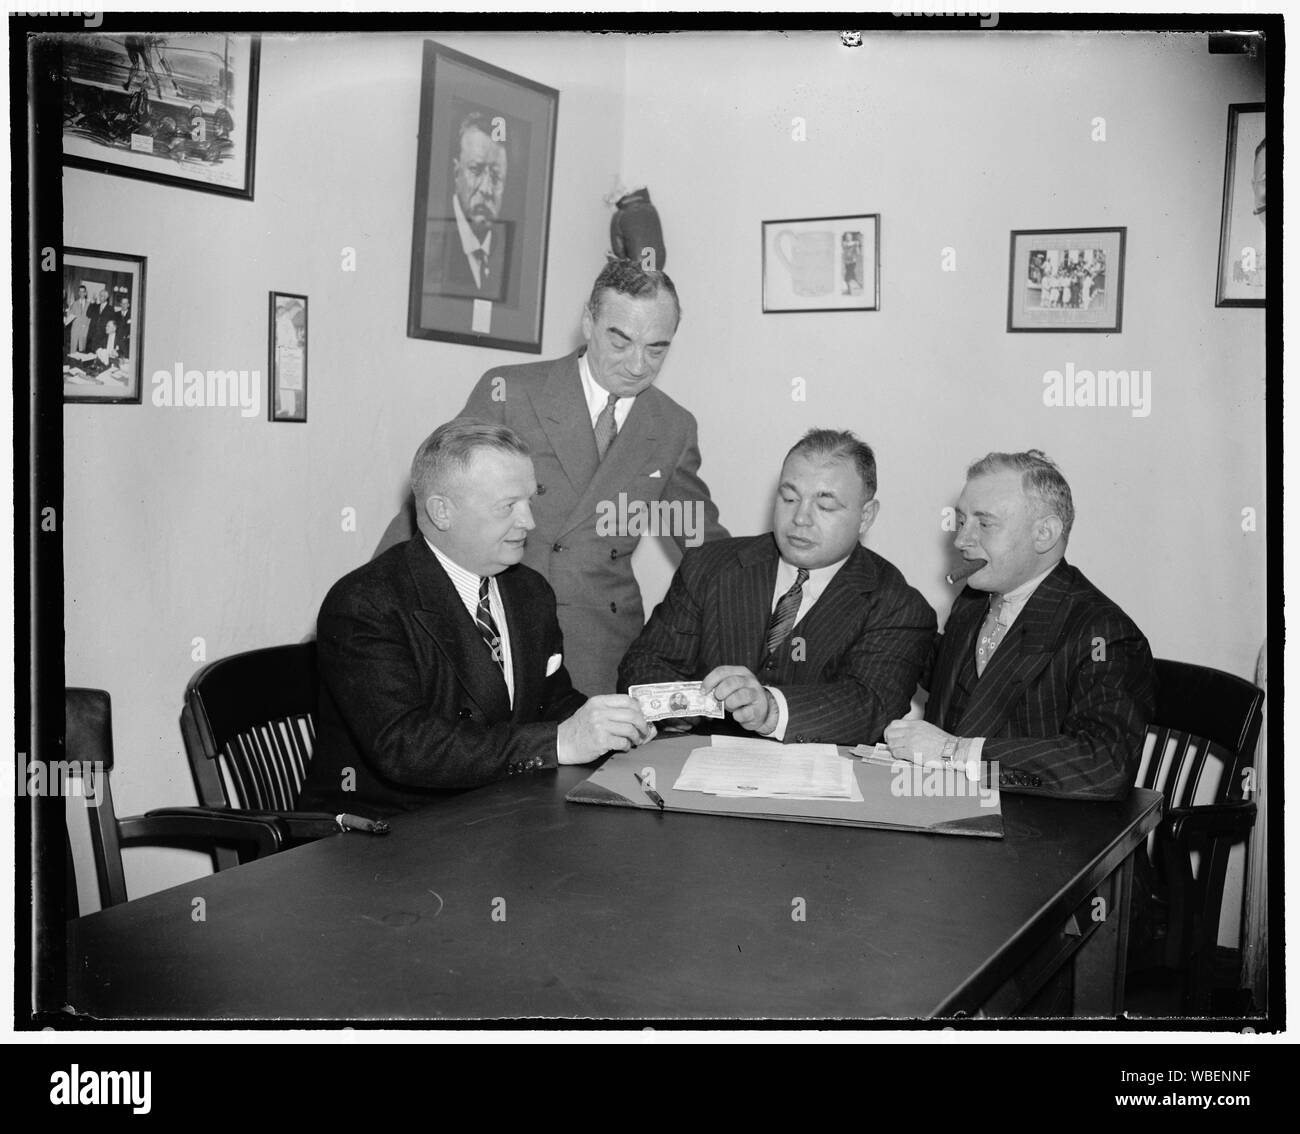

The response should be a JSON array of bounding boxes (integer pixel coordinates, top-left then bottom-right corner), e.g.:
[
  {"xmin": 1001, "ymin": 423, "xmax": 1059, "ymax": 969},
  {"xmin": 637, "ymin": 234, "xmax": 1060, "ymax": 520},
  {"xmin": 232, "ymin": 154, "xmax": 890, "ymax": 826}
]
[
  {"xmin": 478, "ymin": 576, "xmax": 490, "ymax": 601},
  {"xmin": 604, "ymin": 392, "xmax": 618, "ymax": 411},
  {"xmin": 794, "ymin": 568, "xmax": 810, "ymax": 587}
]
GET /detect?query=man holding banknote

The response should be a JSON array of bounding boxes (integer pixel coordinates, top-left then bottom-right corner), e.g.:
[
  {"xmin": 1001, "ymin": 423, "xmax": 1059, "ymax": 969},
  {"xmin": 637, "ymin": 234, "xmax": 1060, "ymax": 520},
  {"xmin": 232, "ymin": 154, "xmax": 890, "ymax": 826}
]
[{"xmin": 618, "ymin": 429, "xmax": 936, "ymax": 744}]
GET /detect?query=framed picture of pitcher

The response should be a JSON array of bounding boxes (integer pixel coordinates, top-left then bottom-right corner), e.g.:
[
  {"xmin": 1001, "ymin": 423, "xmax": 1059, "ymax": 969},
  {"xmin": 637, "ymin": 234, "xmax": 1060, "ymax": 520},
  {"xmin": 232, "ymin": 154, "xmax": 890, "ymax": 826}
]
[{"xmin": 762, "ymin": 215, "xmax": 879, "ymax": 313}]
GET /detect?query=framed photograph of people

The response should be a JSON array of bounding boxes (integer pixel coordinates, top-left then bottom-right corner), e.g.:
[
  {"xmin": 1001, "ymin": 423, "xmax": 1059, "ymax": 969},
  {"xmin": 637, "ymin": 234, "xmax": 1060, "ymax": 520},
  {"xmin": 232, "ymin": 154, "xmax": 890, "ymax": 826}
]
[
  {"xmin": 61, "ymin": 33, "xmax": 259, "ymax": 199},
  {"xmin": 1215, "ymin": 103, "xmax": 1265, "ymax": 307},
  {"xmin": 268, "ymin": 292, "xmax": 308, "ymax": 422},
  {"xmin": 761, "ymin": 215, "xmax": 880, "ymax": 313},
  {"xmin": 407, "ymin": 41, "xmax": 558, "ymax": 353},
  {"xmin": 1007, "ymin": 227, "xmax": 1126, "ymax": 333},
  {"xmin": 62, "ymin": 247, "xmax": 146, "ymax": 404}
]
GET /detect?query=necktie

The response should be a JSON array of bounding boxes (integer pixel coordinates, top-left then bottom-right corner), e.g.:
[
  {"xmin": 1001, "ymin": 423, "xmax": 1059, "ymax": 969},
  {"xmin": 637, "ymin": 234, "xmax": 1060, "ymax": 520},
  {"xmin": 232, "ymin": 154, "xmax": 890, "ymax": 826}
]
[
  {"xmin": 593, "ymin": 392, "xmax": 619, "ymax": 460},
  {"xmin": 474, "ymin": 249, "xmax": 490, "ymax": 287},
  {"xmin": 475, "ymin": 577, "xmax": 504, "ymax": 672},
  {"xmin": 974, "ymin": 595, "xmax": 1010, "ymax": 677},
  {"xmin": 763, "ymin": 568, "xmax": 810, "ymax": 664}
]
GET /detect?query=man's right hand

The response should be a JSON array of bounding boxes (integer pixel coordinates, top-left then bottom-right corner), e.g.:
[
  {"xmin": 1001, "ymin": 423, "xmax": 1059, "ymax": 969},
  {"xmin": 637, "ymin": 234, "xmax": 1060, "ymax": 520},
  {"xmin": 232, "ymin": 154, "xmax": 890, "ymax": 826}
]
[{"xmin": 556, "ymin": 695, "xmax": 652, "ymax": 764}]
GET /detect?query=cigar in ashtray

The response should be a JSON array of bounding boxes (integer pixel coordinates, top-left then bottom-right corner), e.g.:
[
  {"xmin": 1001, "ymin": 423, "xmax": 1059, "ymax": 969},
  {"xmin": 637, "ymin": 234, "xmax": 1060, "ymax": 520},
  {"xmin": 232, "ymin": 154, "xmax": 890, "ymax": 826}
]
[{"xmin": 946, "ymin": 558, "xmax": 988, "ymax": 585}]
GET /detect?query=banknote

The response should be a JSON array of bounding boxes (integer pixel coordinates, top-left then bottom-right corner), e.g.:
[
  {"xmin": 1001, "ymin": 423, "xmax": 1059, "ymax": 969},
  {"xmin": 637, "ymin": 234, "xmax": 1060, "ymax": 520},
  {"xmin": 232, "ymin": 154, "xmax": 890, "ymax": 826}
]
[{"xmin": 628, "ymin": 681, "xmax": 725, "ymax": 721}]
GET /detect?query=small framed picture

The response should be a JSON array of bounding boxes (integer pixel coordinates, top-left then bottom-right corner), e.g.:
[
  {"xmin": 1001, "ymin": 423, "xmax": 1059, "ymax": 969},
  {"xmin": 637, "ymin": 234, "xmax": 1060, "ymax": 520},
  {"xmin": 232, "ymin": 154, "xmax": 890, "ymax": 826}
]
[
  {"xmin": 268, "ymin": 292, "xmax": 307, "ymax": 422},
  {"xmin": 762, "ymin": 215, "xmax": 880, "ymax": 313},
  {"xmin": 1007, "ymin": 227, "xmax": 1126, "ymax": 333},
  {"xmin": 1215, "ymin": 103, "xmax": 1266, "ymax": 307},
  {"xmin": 407, "ymin": 41, "xmax": 559, "ymax": 353},
  {"xmin": 61, "ymin": 33, "xmax": 260, "ymax": 200},
  {"xmin": 62, "ymin": 247, "xmax": 146, "ymax": 404}
]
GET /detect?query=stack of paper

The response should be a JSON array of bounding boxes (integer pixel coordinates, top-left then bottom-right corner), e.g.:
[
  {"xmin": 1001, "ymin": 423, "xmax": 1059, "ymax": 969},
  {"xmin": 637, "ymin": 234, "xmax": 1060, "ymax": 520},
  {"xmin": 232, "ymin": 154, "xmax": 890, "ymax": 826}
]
[{"xmin": 673, "ymin": 736, "xmax": 864, "ymax": 802}]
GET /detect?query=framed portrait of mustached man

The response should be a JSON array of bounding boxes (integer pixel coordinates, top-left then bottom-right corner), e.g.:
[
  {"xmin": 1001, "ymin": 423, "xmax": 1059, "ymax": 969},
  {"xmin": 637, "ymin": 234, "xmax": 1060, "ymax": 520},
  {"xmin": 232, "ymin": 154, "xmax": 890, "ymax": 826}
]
[
  {"xmin": 1215, "ymin": 103, "xmax": 1266, "ymax": 307},
  {"xmin": 407, "ymin": 41, "xmax": 558, "ymax": 353}
]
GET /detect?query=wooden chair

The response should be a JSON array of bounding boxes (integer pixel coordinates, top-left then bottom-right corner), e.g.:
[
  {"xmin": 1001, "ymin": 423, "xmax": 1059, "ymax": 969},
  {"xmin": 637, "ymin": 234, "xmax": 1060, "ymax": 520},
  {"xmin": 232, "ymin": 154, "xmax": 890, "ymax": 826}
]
[
  {"xmin": 65, "ymin": 687, "xmax": 283, "ymax": 912},
  {"xmin": 1133, "ymin": 658, "xmax": 1265, "ymax": 1013},
  {"xmin": 179, "ymin": 643, "xmax": 371, "ymax": 871}
]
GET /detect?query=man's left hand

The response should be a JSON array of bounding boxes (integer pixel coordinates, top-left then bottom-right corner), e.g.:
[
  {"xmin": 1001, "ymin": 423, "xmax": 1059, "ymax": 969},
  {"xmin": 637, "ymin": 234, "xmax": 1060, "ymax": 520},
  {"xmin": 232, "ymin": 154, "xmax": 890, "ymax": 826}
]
[
  {"xmin": 883, "ymin": 718, "xmax": 955, "ymax": 766},
  {"xmin": 702, "ymin": 666, "xmax": 774, "ymax": 733}
]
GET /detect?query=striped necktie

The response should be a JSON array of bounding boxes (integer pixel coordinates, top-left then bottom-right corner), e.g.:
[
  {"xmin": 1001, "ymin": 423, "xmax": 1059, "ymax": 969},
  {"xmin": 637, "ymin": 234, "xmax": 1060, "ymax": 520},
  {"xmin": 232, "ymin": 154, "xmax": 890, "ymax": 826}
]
[
  {"xmin": 763, "ymin": 568, "xmax": 809, "ymax": 664},
  {"xmin": 476, "ymin": 576, "xmax": 504, "ymax": 672},
  {"xmin": 974, "ymin": 595, "xmax": 1010, "ymax": 677},
  {"xmin": 474, "ymin": 248, "xmax": 491, "ymax": 287},
  {"xmin": 593, "ymin": 392, "xmax": 619, "ymax": 460}
]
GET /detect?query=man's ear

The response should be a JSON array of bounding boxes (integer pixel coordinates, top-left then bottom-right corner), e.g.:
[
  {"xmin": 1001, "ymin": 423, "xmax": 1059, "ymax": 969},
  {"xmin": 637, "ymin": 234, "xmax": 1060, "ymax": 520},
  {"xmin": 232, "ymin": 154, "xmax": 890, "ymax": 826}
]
[
  {"xmin": 1033, "ymin": 513, "xmax": 1064, "ymax": 553},
  {"xmin": 423, "ymin": 493, "xmax": 454, "ymax": 532},
  {"xmin": 580, "ymin": 302, "xmax": 595, "ymax": 343},
  {"xmin": 859, "ymin": 498, "xmax": 881, "ymax": 539}
]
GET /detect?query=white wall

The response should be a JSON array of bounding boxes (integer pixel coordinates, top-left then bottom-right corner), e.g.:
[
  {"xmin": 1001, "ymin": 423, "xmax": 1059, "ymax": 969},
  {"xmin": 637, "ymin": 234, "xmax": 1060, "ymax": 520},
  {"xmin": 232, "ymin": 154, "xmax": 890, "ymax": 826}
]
[
  {"xmin": 63, "ymin": 32, "xmax": 627, "ymax": 907},
  {"xmin": 64, "ymin": 31, "xmax": 1266, "ymax": 940}
]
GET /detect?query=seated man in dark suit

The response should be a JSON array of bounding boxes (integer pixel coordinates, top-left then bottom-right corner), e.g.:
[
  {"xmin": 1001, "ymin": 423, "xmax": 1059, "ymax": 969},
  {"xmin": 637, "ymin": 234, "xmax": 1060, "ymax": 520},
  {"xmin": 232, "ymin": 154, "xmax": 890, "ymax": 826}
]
[
  {"xmin": 618, "ymin": 429, "xmax": 936, "ymax": 745},
  {"xmin": 885, "ymin": 450, "xmax": 1156, "ymax": 800},
  {"xmin": 300, "ymin": 420, "xmax": 652, "ymax": 815}
]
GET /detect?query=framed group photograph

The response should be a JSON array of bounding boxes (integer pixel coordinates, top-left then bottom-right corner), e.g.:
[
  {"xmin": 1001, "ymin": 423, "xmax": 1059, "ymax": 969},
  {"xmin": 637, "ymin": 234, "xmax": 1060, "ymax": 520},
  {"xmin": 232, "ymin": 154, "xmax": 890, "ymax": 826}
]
[
  {"xmin": 1007, "ymin": 227, "xmax": 1126, "ymax": 333},
  {"xmin": 762, "ymin": 215, "xmax": 880, "ymax": 313},
  {"xmin": 407, "ymin": 41, "xmax": 559, "ymax": 353},
  {"xmin": 61, "ymin": 33, "xmax": 260, "ymax": 199},
  {"xmin": 1215, "ymin": 103, "xmax": 1266, "ymax": 307},
  {"xmin": 269, "ymin": 292, "xmax": 308, "ymax": 422},
  {"xmin": 62, "ymin": 247, "xmax": 146, "ymax": 404}
]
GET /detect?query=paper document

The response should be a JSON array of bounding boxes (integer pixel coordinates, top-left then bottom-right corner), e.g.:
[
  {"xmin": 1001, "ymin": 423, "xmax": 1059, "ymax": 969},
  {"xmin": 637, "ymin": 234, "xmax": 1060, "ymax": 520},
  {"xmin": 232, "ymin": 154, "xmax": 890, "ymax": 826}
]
[
  {"xmin": 850, "ymin": 742, "xmax": 897, "ymax": 767},
  {"xmin": 673, "ymin": 737, "xmax": 862, "ymax": 801}
]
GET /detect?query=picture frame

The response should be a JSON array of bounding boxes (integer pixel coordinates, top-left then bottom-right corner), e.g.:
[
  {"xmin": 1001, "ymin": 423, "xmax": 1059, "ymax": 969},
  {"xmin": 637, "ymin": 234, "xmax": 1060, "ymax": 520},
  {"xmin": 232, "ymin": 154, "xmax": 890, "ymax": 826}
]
[
  {"xmin": 62, "ymin": 247, "xmax": 146, "ymax": 404},
  {"xmin": 1215, "ymin": 103, "xmax": 1266, "ymax": 307},
  {"xmin": 761, "ymin": 215, "xmax": 880, "ymax": 313},
  {"xmin": 61, "ymin": 33, "xmax": 260, "ymax": 200},
  {"xmin": 407, "ymin": 41, "xmax": 559, "ymax": 353},
  {"xmin": 269, "ymin": 292, "xmax": 308, "ymax": 423},
  {"xmin": 1007, "ymin": 227, "xmax": 1126, "ymax": 333}
]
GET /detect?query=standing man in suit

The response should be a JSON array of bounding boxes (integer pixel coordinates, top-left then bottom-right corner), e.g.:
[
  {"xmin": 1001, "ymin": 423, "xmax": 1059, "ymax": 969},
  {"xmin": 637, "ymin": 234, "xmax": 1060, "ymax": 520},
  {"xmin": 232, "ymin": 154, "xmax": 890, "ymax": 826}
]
[
  {"xmin": 377, "ymin": 259, "xmax": 728, "ymax": 695},
  {"xmin": 618, "ymin": 429, "xmax": 936, "ymax": 745},
  {"xmin": 301, "ymin": 420, "xmax": 652, "ymax": 816},
  {"xmin": 885, "ymin": 450, "xmax": 1155, "ymax": 800}
]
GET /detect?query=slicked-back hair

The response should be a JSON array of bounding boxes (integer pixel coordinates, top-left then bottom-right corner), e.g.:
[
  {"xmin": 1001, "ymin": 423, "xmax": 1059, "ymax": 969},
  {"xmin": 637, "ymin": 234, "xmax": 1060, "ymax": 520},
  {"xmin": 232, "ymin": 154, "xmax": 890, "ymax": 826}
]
[
  {"xmin": 411, "ymin": 418, "xmax": 530, "ymax": 504},
  {"xmin": 586, "ymin": 258, "xmax": 681, "ymax": 324},
  {"xmin": 966, "ymin": 449, "xmax": 1075, "ymax": 539},
  {"xmin": 783, "ymin": 429, "xmax": 877, "ymax": 500}
]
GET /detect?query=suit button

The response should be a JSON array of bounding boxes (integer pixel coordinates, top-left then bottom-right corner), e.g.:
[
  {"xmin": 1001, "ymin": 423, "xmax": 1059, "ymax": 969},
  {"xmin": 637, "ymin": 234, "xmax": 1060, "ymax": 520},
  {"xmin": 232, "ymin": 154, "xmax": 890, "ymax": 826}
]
[
  {"xmin": 552, "ymin": 542, "xmax": 563, "ymax": 552},
  {"xmin": 610, "ymin": 601, "xmax": 617, "ymax": 613},
  {"xmin": 537, "ymin": 484, "xmax": 547, "ymax": 495},
  {"xmin": 610, "ymin": 548, "xmax": 619, "ymax": 559},
  {"xmin": 457, "ymin": 708, "xmax": 472, "ymax": 720}
]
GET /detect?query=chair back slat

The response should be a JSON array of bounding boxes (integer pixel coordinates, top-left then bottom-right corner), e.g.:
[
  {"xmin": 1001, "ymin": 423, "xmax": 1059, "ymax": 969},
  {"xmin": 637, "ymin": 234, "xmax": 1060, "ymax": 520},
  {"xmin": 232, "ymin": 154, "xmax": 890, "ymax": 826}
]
[
  {"xmin": 65, "ymin": 688, "xmax": 128, "ymax": 909},
  {"xmin": 182, "ymin": 644, "xmax": 319, "ymax": 810}
]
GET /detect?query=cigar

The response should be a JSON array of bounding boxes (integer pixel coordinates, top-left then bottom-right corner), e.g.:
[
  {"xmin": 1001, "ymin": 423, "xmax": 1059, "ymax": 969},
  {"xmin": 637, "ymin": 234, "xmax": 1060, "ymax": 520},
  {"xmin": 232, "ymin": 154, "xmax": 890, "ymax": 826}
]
[{"xmin": 946, "ymin": 558, "xmax": 988, "ymax": 585}]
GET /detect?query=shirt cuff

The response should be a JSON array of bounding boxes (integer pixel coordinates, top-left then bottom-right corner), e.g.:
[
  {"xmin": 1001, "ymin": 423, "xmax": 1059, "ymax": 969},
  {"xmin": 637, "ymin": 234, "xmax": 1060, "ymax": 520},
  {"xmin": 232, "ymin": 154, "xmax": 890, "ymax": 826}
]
[
  {"xmin": 766, "ymin": 686, "xmax": 789, "ymax": 741},
  {"xmin": 956, "ymin": 736, "xmax": 985, "ymax": 781}
]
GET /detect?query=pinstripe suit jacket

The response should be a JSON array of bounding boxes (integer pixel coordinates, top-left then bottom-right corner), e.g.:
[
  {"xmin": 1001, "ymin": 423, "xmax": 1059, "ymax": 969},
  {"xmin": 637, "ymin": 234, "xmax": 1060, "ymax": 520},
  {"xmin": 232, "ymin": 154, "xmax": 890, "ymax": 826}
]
[
  {"xmin": 618, "ymin": 534, "xmax": 937, "ymax": 744},
  {"xmin": 926, "ymin": 559, "xmax": 1155, "ymax": 800}
]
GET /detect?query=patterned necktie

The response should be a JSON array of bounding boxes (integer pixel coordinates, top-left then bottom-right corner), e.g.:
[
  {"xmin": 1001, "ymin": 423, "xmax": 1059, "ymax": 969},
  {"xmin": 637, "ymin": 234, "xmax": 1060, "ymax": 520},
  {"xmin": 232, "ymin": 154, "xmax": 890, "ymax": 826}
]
[
  {"xmin": 475, "ymin": 577, "xmax": 504, "ymax": 672},
  {"xmin": 593, "ymin": 392, "xmax": 619, "ymax": 460},
  {"xmin": 474, "ymin": 248, "xmax": 490, "ymax": 287},
  {"xmin": 974, "ymin": 595, "xmax": 1010, "ymax": 677},
  {"xmin": 763, "ymin": 568, "xmax": 810, "ymax": 663}
]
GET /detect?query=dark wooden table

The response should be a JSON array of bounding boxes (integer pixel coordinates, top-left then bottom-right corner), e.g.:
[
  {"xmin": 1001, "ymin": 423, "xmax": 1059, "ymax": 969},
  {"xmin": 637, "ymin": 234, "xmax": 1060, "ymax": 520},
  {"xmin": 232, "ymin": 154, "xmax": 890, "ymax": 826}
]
[{"xmin": 67, "ymin": 739, "xmax": 1161, "ymax": 1021}]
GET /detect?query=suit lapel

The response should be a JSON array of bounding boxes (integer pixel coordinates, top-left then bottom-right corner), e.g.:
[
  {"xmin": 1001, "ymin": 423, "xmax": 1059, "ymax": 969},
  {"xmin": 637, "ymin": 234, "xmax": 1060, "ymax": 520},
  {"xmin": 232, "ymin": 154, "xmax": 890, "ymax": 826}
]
[
  {"xmin": 527, "ymin": 352, "xmax": 598, "ymax": 498},
  {"xmin": 928, "ymin": 593, "xmax": 983, "ymax": 729},
  {"xmin": 787, "ymin": 544, "xmax": 880, "ymax": 671},
  {"xmin": 558, "ymin": 388, "xmax": 663, "ymax": 541},
  {"xmin": 404, "ymin": 539, "xmax": 511, "ymax": 720},
  {"xmin": 955, "ymin": 562, "xmax": 1074, "ymax": 737},
  {"xmin": 497, "ymin": 567, "xmax": 544, "ymax": 720},
  {"xmin": 730, "ymin": 537, "xmax": 782, "ymax": 669}
]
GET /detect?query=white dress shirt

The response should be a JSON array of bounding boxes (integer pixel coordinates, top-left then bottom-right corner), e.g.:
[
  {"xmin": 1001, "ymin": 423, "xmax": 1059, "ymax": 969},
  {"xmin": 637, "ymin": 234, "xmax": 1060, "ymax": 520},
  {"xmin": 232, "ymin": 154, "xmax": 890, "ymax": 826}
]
[
  {"xmin": 452, "ymin": 194, "xmax": 495, "ymax": 289},
  {"xmin": 425, "ymin": 538, "xmax": 515, "ymax": 705},
  {"xmin": 765, "ymin": 552, "xmax": 852, "ymax": 741},
  {"xmin": 578, "ymin": 352, "xmax": 634, "ymax": 432}
]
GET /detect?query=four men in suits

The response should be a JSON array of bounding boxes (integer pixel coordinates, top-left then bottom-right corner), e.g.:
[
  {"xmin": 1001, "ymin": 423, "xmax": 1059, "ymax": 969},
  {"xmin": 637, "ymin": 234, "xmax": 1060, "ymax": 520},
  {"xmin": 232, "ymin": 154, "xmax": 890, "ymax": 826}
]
[
  {"xmin": 619, "ymin": 429, "xmax": 936, "ymax": 745},
  {"xmin": 377, "ymin": 259, "xmax": 727, "ymax": 695},
  {"xmin": 885, "ymin": 450, "xmax": 1155, "ymax": 799},
  {"xmin": 301, "ymin": 420, "xmax": 652, "ymax": 815}
]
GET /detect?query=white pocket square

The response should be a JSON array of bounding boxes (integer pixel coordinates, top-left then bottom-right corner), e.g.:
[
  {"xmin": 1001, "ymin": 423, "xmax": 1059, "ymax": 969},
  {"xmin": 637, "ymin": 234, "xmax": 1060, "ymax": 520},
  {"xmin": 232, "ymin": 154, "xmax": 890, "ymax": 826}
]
[
  {"xmin": 546, "ymin": 653, "xmax": 563, "ymax": 676},
  {"xmin": 648, "ymin": 469, "xmax": 662, "ymax": 478}
]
